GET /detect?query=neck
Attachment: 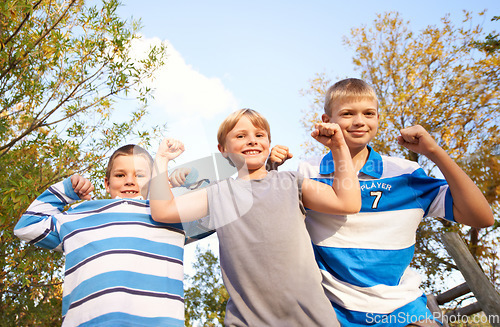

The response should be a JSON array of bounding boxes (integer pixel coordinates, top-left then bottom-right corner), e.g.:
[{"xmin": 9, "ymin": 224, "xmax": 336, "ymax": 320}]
[
  {"xmin": 349, "ymin": 146, "xmax": 370, "ymax": 172},
  {"xmin": 237, "ymin": 166, "xmax": 268, "ymax": 180}
]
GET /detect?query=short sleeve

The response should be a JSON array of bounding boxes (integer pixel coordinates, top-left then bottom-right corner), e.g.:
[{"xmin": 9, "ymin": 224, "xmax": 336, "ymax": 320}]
[
  {"xmin": 410, "ymin": 168, "xmax": 454, "ymax": 221},
  {"xmin": 295, "ymin": 172, "xmax": 306, "ymax": 215}
]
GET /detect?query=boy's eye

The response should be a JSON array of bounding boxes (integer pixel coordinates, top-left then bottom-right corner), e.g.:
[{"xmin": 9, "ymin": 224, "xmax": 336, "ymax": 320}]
[
  {"xmin": 115, "ymin": 173, "xmax": 124, "ymax": 178},
  {"xmin": 236, "ymin": 135, "xmax": 245, "ymax": 139}
]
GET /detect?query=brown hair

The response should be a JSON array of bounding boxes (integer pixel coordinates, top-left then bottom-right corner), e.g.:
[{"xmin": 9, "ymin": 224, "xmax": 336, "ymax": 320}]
[
  {"xmin": 217, "ymin": 109, "xmax": 271, "ymax": 147},
  {"xmin": 324, "ymin": 78, "xmax": 378, "ymax": 116},
  {"xmin": 105, "ymin": 144, "xmax": 153, "ymax": 180}
]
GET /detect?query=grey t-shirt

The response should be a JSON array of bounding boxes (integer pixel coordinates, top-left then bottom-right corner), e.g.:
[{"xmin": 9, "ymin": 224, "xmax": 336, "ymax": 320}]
[{"xmin": 203, "ymin": 170, "xmax": 339, "ymax": 327}]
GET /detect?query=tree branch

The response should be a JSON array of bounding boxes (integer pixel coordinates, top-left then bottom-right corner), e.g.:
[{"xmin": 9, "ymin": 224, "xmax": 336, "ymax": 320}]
[
  {"xmin": 0, "ymin": 0, "xmax": 78, "ymax": 81},
  {"xmin": 1, "ymin": 0, "xmax": 43, "ymax": 48}
]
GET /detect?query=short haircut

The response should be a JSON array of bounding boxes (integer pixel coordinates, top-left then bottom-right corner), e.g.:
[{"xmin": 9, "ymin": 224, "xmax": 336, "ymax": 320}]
[
  {"xmin": 105, "ymin": 144, "xmax": 153, "ymax": 180},
  {"xmin": 217, "ymin": 108, "xmax": 271, "ymax": 147},
  {"xmin": 324, "ymin": 78, "xmax": 378, "ymax": 116}
]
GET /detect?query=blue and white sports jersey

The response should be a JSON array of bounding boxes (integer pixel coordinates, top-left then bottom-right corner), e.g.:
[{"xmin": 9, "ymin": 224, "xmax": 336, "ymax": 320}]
[
  {"xmin": 299, "ymin": 146, "xmax": 454, "ymax": 327},
  {"xmin": 14, "ymin": 177, "xmax": 210, "ymax": 327}
]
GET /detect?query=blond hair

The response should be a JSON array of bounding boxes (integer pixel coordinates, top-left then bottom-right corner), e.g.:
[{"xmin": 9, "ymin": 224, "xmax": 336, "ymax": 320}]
[
  {"xmin": 217, "ymin": 109, "xmax": 271, "ymax": 147},
  {"xmin": 324, "ymin": 78, "xmax": 378, "ymax": 116}
]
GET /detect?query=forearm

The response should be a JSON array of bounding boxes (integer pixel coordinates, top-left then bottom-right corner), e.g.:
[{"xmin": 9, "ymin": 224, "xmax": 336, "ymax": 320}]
[
  {"xmin": 14, "ymin": 178, "xmax": 76, "ymax": 249},
  {"xmin": 149, "ymin": 157, "xmax": 180, "ymax": 223},
  {"xmin": 330, "ymin": 146, "xmax": 361, "ymax": 212},
  {"xmin": 428, "ymin": 148, "xmax": 493, "ymax": 227}
]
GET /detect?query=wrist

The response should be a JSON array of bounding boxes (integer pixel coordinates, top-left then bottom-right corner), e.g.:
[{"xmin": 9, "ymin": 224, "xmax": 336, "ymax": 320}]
[
  {"xmin": 425, "ymin": 146, "xmax": 449, "ymax": 165},
  {"xmin": 153, "ymin": 157, "xmax": 169, "ymax": 173},
  {"xmin": 329, "ymin": 143, "xmax": 350, "ymax": 156},
  {"xmin": 154, "ymin": 155, "xmax": 169, "ymax": 163}
]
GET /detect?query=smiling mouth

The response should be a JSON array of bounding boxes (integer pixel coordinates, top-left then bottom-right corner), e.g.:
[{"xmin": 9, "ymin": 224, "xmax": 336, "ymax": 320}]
[
  {"xmin": 121, "ymin": 190, "xmax": 138, "ymax": 195},
  {"xmin": 349, "ymin": 130, "xmax": 368, "ymax": 135},
  {"xmin": 242, "ymin": 150, "xmax": 261, "ymax": 155}
]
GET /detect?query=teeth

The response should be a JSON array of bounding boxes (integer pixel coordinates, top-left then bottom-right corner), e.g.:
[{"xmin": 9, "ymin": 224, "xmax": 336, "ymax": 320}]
[{"xmin": 244, "ymin": 151, "xmax": 259, "ymax": 155}]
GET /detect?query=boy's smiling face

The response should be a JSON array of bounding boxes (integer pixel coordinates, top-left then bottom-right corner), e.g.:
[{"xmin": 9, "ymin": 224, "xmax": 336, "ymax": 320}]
[
  {"xmin": 104, "ymin": 154, "xmax": 152, "ymax": 199},
  {"xmin": 323, "ymin": 99, "xmax": 379, "ymax": 152},
  {"xmin": 218, "ymin": 116, "xmax": 270, "ymax": 175}
]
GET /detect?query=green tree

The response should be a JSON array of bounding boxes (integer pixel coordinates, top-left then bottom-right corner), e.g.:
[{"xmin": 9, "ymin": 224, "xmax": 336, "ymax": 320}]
[
  {"xmin": 185, "ymin": 245, "xmax": 228, "ymax": 327},
  {"xmin": 0, "ymin": 0, "xmax": 167, "ymax": 324},
  {"xmin": 301, "ymin": 10, "xmax": 500, "ymax": 301},
  {"xmin": 474, "ymin": 15, "xmax": 500, "ymax": 53}
]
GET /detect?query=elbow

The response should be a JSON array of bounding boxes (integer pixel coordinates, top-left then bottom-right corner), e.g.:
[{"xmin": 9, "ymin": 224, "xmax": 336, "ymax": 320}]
[
  {"xmin": 475, "ymin": 205, "xmax": 495, "ymax": 228},
  {"xmin": 150, "ymin": 203, "xmax": 180, "ymax": 223},
  {"xmin": 468, "ymin": 220, "xmax": 494, "ymax": 229},
  {"xmin": 151, "ymin": 212, "xmax": 180, "ymax": 223},
  {"xmin": 151, "ymin": 212, "xmax": 167, "ymax": 223},
  {"xmin": 342, "ymin": 195, "xmax": 362, "ymax": 215},
  {"xmin": 474, "ymin": 214, "xmax": 495, "ymax": 228},
  {"xmin": 150, "ymin": 208, "xmax": 165, "ymax": 222},
  {"xmin": 324, "ymin": 202, "xmax": 361, "ymax": 216},
  {"xmin": 13, "ymin": 229, "xmax": 22, "ymax": 240},
  {"xmin": 345, "ymin": 189, "xmax": 362, "ymax": 215},
  {"xmin": 455, "ymin": 208, "xmax": 495, "ymax": 228},
  {"xmin": 344, "ymin": 203, "xmax": 361, "ymax": 215}
]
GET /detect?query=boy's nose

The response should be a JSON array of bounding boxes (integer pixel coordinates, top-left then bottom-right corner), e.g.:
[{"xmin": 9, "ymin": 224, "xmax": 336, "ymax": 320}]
[
  {"xmin": 125, "ymin": 176, "xmax": 136, "ymax": 185},
  {"xmin": 247, "ymin": 137, "xmax": 257, "ymax": 145},
  {"xmin": 353, "ymin": 114, "xmax": 365, "ymax": 125}
]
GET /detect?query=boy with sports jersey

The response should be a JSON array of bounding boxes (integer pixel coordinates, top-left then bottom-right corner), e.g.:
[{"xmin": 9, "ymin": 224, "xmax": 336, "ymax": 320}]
[
  {"xmin": 14, "ymin": 144, "xmax": 210, "ymax": 326},
  {"xmin": 269, "ymin": 78, "xmax": 493, "ymax": 327}
]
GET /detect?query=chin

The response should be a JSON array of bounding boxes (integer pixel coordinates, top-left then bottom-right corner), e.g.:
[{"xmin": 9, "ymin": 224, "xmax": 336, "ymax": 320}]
[
  {"xmin": 120, "ymin": 193, "xmax": 140, "ymax": 198},
  {"xmin": 347, "ymin": 139, "xmax": 370, "ymax": 148}
]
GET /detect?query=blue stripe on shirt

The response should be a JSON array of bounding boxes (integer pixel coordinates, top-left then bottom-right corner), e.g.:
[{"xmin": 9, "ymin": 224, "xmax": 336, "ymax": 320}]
[
  {"xmin": 62, "ymin": 219, "xmax": 184, "ymax": 243},
  {"xmin": 65, "ymin": 237, "xmax": 184, "ymax": 271},
  {"xmin": 332, "ymin": 293, "xmax": 434, "ymax": 327},
  {"xmin": 62, "ymin": 271, "xmax": 184, "ymax": 316},
  {"xmin": 314, "ymin": 244, "xmax": 415, "ymax": 287},
  {"xmin": 66, "ymin": 249, "xmax": 183, "ymax": 276},
  {"xmin": 78, "ymin": 312, "xmax": 184, "ymax": 327},
  {"xmin": 313, "ymin": 168, "xmax": 450, "ymax": 217}
]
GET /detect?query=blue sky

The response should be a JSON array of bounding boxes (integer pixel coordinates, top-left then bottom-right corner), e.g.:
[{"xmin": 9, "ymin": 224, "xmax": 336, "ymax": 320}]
[
  {"xmin": 115, "ymin": 0, "xmax": 499, "ymax": 273},
  {"xmin": 118, "ymin": 0, "xmax": 499, "ymax": 168}
]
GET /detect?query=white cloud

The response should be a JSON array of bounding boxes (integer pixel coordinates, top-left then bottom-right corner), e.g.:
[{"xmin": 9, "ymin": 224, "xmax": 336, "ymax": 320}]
[
  {"xmin": 127, "ymin": 38, "xmax": 232, "ymax": 275},
  {"xmin": 130, "ymin": 36, "xmax": 239, "ymax": 119}
]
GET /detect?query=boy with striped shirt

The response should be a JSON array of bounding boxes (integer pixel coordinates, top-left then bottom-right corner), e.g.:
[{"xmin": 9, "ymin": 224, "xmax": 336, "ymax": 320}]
[
  {"xmin": 14, "ymin": 144, "xmax": 209, "ymax": 326},
  {"xmin": 269, "ymin": 78, "xmax": 493, "ymax": 326}
]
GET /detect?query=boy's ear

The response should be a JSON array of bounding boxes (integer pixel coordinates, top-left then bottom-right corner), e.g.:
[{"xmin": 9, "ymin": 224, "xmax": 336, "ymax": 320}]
[
  {"xmin": 217, "ymin": 144, "xmax": 227, "ymax": 158},
  {"xmin": 104, "ymin": 177, "xmax": 110, "ymax": 194},
  {"xmin": 322, "ymin": 114, "xmax": 331, "ymax": 123}
]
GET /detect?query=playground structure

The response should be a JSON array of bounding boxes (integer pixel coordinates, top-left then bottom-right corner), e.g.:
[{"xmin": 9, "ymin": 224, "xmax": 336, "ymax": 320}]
[{"xmin": 426, "ymin": 232, "xmax": 500, "ymax": 327}]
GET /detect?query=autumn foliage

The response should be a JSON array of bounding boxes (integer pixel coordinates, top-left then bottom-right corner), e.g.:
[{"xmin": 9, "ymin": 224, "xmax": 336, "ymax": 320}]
[{"xmin": 0, "ymin": 0, "xmax": 166, "ymax": 324}]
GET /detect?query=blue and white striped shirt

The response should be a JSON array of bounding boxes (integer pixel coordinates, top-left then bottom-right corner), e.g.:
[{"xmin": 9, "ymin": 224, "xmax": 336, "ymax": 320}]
[
  {"xmin": 299, "ymin": 146, "xmax": 454, "ymax": 327},
  {"xmin": 15, "ymin": 177, "xmax": 209, "ymax": 326}
]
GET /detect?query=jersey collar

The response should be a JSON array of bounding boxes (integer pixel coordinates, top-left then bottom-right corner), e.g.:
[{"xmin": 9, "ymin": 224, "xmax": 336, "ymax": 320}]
[{"xmin": 319, "ymin": 145, "xmax": 383, "ymax": 178}]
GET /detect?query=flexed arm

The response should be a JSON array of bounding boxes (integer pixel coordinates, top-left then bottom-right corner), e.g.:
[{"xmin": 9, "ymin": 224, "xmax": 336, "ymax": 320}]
[
  {"xmin": 302, "ymin": 123, "xmax": 361, "ymax": 215},
  {"xmin": 14, "ymin": 174, "xmax": 93, "ymax": 251},
  {"xmin": 149, "ymin": 138, "xmax": 208, "ymax": 223},
  {"xmin": 398, "ymin": 125, "xmax": 493, "ymax": 228}
]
